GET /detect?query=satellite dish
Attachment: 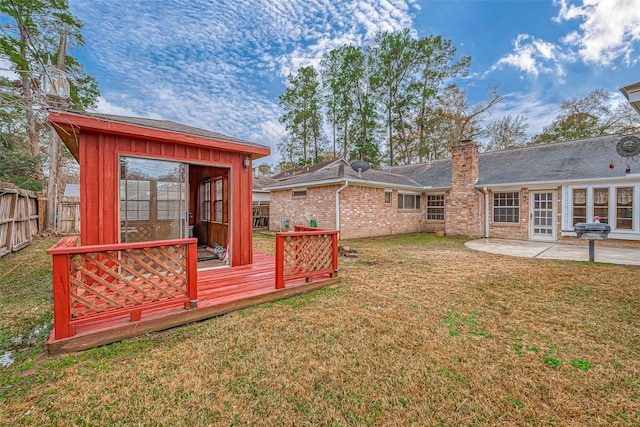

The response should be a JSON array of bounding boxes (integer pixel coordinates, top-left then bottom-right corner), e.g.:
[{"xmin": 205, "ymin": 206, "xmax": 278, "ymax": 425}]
[
  {"xmin": 616, "ymin": 136, "xmax": 640, "ymax": 157},
  {"xmin": 351, "ymin": 160, "xmax": 370, "ymax": 177}
]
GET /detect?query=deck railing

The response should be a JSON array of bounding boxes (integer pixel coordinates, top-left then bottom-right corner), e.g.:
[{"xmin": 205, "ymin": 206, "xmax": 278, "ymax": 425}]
[
  {"xmin": 275, "ymin": 225, "xmax": 339, "ymax": 289},
  {"xmin": 48, "ymin": 236, "xmax": 198, "ymax": 340}
]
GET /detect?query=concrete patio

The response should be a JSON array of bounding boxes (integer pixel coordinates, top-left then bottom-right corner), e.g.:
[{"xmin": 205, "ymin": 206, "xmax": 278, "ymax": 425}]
[{"xmin": 465, "ymin": 238, "xmax": 640, "ymax": 266}]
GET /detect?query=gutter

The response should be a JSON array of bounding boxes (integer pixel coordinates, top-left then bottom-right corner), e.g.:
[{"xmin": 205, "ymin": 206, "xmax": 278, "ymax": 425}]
[
  {"xmin": 481, "ymin": 186, "xmax": 489, "ymax": 238},
  {"xmin": 335, "ymin": 181, "xmax": 349, "ymax": 231}
]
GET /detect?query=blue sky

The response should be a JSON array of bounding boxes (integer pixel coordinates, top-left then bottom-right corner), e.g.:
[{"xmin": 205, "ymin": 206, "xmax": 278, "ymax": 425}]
[{"xmin": 66, "ymin": 0, "xmax": 640, "ymax": 165}]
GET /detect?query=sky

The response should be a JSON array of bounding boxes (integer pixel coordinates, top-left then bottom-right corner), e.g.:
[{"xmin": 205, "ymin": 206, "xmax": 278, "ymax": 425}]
[{"xmin": 63, "ymin": 0, "xmax": 640, "ymax": 166}]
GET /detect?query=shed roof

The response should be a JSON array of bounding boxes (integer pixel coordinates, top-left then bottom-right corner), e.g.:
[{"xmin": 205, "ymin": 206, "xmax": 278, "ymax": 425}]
[{"xmin": 49, "ymin": 110, "xmax": 270, "ymax": 162}]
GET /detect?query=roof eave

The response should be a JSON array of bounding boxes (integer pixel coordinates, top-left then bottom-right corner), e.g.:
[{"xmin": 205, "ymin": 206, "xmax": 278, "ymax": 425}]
[
  {"xmin": 264, "ymin": 177, "xmax": 426, "ymax": 192},
  {"xmin": 620, "ymin": 82, "xmax": 640, "ymax": 115},
  {"xmin": 48, "ymin": 110, "xmax": 270, "ymax": 160}
]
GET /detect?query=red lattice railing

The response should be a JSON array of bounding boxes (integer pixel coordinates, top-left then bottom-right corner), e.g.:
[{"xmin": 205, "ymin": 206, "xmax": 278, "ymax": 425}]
[
  {"xmin": 275, "ymin": 225, "xmax": 339, "ymax": 289},
  {"xmin": 48, "ymin": 237, "xmax": 198, "ymax": 340}
]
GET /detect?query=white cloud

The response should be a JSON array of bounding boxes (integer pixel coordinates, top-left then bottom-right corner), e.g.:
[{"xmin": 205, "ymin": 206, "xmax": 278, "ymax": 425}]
[
  {"xmin": 484, "ymin": 91, "xmax": 561, "ymax": 137},
  {"xmin": 69, "ymin": 0, "xmax": 418, "ymax": 164},
  {"xmin": 554, "ymin": 0, "xmax": 640, "ymax": 65},
  {"xmin": 491, "ymin": 34, "xmax": 568, "ymax": 79}
]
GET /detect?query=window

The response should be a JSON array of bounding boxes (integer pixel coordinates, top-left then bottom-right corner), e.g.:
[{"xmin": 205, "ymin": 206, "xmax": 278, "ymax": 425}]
[
  {"xmin": 593, "ymin": 187, "xmax": 609, "ymax": 224},
  {"xmin": 292, "ymin": 189, "xmax": 307, "ymax": 197},
  {"xmin": 214, "ymin": 178, "xmax": 223, "ymax": 222},
  {"xmin": 427, "ymin": 195, "xmax": 445, "ymax": 220},
  {"xmin": 398, "ymin": 193, "xmax": 420, "ymax": 210},
  {"xmin": 157, "ymin": 181, "xmax": 185, "ymax": 220},
  {"xmin": 616, "ymin": 187, "xmax": 633, "ymax": 230},
  {"xmin": 201, "ymin": 180, "xmax": 211, "ymax": 222},
  {"xmin": 493, "ymin": 192, "xmax": 519, "ymax": 223},
  {"xmin": 119, "ymin": 179, "xmax": 150, "ymax": 221},
  {"xmin": 384, "ymin": 190, "xmax": 392, "ymax": 204},
  {"xmin": 572, "ymin": 188, "xmax": 587, "ymax": 225}
]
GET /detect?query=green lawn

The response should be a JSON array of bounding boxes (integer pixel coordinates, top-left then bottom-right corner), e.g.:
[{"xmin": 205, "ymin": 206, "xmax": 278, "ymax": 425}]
[{"xmin": 1, "ymin": 233, "xmax": 639, "ymax": 426}]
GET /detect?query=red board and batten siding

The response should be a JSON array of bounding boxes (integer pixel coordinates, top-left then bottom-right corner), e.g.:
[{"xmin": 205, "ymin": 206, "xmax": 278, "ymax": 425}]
[{"xmin": 77, "ymin": 130, "xmax": 255, "ymax": 266}]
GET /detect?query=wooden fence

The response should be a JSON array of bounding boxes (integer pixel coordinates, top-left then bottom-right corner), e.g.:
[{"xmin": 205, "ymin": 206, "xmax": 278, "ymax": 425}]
[
  {"xmin": 0, "ymin": 182, "xmax": 40, "ymax": 258},
  {"xmin": 252, "ymin": 201, "xmax": 269, "ymax": 229},
  {"xmin": 275, "ymin": 225, "xmax": 339, "ymax": 289},
  {"xmin": 57, "ymin": 196, "xmax": 80, "ymax": 234}
]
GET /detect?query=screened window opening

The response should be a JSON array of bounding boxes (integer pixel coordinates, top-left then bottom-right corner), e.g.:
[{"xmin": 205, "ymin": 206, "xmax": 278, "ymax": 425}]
[
  {"xmin": 214, "ymin": 178, "xmax": 223, "ymax": 222},
  {"xmin": 572, "ymin": 188, "xmax": 587, "ymax": 225}
]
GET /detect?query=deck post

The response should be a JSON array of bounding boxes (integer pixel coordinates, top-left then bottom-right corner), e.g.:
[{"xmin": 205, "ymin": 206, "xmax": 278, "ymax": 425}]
[
  {"xmin": 187, "ymin": 238, "xmax": 198, "ymax": 308},
  {"xmin": 51, "ymin": 252, "xmax": 73, "ymax": 339},
  {"xmin": 331, "ymin": 232, "xmax": 339, "ymax": 278},
  {"xmin": 275, "ymin": 234, "xmax": 284, "ymax": 289}
]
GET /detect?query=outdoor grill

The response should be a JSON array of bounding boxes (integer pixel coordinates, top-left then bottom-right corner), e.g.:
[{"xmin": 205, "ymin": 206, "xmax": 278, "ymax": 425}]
[{"xmin": 573, "ymin": 222, "xmax": 611, "ymax": 262}]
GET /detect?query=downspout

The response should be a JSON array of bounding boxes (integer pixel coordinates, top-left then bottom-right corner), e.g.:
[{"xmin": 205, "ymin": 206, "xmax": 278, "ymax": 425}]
[
  {"xmin": 335, "ymin": 181, "xmax": 349, "ymax": 231},
  {"xmin": 482, "ymin": 186, "xmax": 489, "ymax": 238}
]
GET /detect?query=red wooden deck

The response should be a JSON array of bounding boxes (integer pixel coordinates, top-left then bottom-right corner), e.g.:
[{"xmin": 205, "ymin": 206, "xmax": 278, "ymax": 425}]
[{"xmin": 47, "ymin": 251, "xmax": 339, "ymax": 354}]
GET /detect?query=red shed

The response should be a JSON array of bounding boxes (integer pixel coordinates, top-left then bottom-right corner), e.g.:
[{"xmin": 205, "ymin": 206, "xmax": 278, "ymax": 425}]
[
  {"xmin": 49, "ymin": 110, "xmax": 268, "ymax": 266},
  {"xmin": 46, "ymin": 110, "xmax": 340, "ymax": 353}
]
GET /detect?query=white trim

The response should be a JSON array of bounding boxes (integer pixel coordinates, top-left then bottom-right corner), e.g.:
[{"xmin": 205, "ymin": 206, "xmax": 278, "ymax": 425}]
[
  {"xmin": 264, "ymin": 178, "xmax": 424, "ymax": 192},
  {"xmin": 529, "ymin": 191, "xmax": 556, "ymax": 240}
]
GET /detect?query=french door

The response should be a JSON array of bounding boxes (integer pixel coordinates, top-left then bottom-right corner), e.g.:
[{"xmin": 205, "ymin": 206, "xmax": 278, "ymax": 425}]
[
  {"xmin": 530, "ymin": 191, "xmax": 555, "ymax": 239},
  {"xmin": 119, "ymin": 157, "xmax": 188, "ymax": 243}
]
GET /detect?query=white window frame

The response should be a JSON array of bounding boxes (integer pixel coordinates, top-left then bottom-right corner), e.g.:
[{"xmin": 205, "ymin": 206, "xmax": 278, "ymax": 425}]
[
  {"xmin": 493, "ymin": 191, "xmax": 520, "ymax": 223},
  {"xmin": 426, "ymin": 194, "xmax": 445, "ymax": 221},
  {"xmin": 562, "ymin": 184, "xmax": 640, "ymax": 239}
]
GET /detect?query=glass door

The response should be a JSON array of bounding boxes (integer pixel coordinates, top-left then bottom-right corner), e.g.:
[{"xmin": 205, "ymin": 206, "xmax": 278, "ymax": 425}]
[
  {"xmin": 530, "ymin": 192, "xmax": 555, "ymax": 239},
  {"xmin": 120, "ymin": 157, "xmax": 187, "ymax": 243}
]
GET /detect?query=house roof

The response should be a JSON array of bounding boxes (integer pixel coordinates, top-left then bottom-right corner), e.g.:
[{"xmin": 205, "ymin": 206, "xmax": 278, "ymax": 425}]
[
  {"xmin": 48, "ymin": 110, "xmax": 270, "ymax": 162},
  {"xmin": 264, "ymin": 162, "xmax": 423, "ymax": 191},
  {"xmin": 391, "ymin": 133, "xmax": 640, "ymax": 189},
  {"xmin": 271, "ymin": 158, "xmax": 348, "ymax": 180},
  {"xmin": 387, "ymin": 159, "xmax": 452, "ymax": 189},
  {"xmin": 252, "ymin": 174, "xmax": 279, "ymax": 192}
]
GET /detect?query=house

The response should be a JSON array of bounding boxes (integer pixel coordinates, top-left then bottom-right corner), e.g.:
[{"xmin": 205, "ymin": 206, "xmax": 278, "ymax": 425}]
[
  {"xmin": 266, "ymin": 162, "xmax": 426, "ymax": 235},
  {"xmin": 46, "ymin": 110, "xmax": 339, "ymax": 353},
  {"xmin": 266, "ymin": 134, "xmax": 640, "ymax": 248}
]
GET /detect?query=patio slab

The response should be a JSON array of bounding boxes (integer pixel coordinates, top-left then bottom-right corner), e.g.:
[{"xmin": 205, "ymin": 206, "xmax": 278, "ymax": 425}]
[{"xmin": 465, "ymin": 238, "xmax": 640, "ymax": 266}]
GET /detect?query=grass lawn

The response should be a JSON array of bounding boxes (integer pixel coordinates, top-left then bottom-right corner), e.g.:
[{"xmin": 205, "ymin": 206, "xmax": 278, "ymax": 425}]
[{"xmin": 1, "ymin": 233, "xmax": 639, "ymax": 425}]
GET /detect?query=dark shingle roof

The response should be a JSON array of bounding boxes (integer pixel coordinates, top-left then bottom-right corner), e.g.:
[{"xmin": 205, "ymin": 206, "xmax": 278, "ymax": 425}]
[
  {"xmin": 265, "ymin": 163, "xmax": 423, "ymax": 189},
  {"xmin": 391, "ymin": 134, "xmax": 640, "ymax": 188},
  {"xmin": 252, "ymin": 175, "xmax": 279, "ymax": 191},
  {"xmin": 271, "ymin": 158, "xmax": 348, "ymax": 180},
  {"xmin": 388, "ymin": 159, "xmax": 452, "ymax": 189},
  {"xmin": 477, "ymin": 134, "xmax": 637, "ymax": 185}
]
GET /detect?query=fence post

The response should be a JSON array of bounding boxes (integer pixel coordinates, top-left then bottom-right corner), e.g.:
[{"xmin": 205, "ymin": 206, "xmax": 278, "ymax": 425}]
[
  {"xmin": 275, "ymin": 234, "xmax": 284, "ymax": 289},
  {"xmin": 187, "ymin": 239, "xmax": 198, "ymax": 308},
  {"xmin": 51, "ymin": 252, "xmax": 73, "ymax": 339}
]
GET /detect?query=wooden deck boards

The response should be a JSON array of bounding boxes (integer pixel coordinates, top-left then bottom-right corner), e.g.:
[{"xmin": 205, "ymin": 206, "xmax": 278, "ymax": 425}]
[{"xmin": 47, "ymin": 251, "xmax": 339, "ymax": 354}]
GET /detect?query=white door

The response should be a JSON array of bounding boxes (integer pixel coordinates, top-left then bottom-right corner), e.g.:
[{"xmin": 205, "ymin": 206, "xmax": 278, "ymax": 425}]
[{"xmin": 530, "ymin": 192, "xmax": 555, "ymax": 239}]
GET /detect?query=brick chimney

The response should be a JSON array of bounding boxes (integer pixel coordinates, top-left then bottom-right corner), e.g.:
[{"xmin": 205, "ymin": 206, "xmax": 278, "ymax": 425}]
[{"xmin": 445, "ymin": 140, "xmax": 484, "ymax": 237}]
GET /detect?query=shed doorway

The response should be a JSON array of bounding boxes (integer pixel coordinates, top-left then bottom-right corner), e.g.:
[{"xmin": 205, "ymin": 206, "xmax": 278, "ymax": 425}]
[{"xmin": 118, "ymin": 158, "xmax": 231, "ymax": 267}]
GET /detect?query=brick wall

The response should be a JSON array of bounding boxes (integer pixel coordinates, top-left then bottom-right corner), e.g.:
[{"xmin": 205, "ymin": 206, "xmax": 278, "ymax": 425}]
[
  {"xmin": 269, "ymin": 185, "xmax": 424, "ymax": 239},
  {"xmin": 487, "ymin": 188, "xmax": 529, "ymax": 240},
  {"xmin": 339, "ymin": 186, "xmax": 423, "ymax": 239},
  {"xmin": 446, "ymin": 141, "xmax": 484, "ymax": 237},
  {"xmin": 269, "ymin": 185, "xmax": 338, "ymax": 231}
]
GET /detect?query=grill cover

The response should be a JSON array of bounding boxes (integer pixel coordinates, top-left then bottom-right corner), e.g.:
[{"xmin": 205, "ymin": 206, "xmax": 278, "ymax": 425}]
[{"xmin": 574, "ymin": 222, "xmax": 611, "ymax": 240}]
